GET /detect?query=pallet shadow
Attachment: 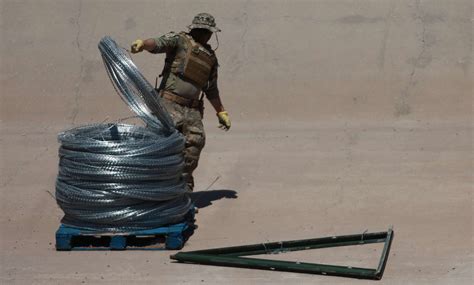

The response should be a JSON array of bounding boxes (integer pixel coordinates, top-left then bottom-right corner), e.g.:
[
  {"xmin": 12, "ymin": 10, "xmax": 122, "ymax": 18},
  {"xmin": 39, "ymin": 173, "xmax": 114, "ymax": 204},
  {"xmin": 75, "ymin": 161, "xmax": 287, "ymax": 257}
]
[{"xmin": 190, "ymin": 189, "xmax": 238, "ymax": 209}]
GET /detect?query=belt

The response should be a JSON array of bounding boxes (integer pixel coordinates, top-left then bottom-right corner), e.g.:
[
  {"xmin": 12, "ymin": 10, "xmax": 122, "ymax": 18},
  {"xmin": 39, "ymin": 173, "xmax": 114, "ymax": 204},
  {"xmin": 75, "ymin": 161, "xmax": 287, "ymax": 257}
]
[{"xmin": 160, "ymin": 90, "xmax": 202, "ymax": 109}]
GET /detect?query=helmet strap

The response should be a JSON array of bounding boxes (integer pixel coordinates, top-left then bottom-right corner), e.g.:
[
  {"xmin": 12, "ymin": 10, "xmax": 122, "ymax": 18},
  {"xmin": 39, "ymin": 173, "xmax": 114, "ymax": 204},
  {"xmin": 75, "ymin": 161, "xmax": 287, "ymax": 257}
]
[{"xmin": 213, "ymin": 32, "xmax": 219, "ymax": 51}]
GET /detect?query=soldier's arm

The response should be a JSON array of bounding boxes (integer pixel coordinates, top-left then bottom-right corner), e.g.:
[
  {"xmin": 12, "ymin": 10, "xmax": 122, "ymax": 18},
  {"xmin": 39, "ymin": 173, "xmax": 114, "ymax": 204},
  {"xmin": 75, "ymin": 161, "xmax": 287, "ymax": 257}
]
[
  {"xmin": 204, "ymin": 60, "xmax": 230, "ymax": 130},
  {"xmin": 208, "ymin": 96, "xmax": 225, "ymax": 113},
  {"xmin": 141, "ymin": 39, "xmax": 158, "ymax": 52},
  {"xmin": 203, "ymin": 63, "xmax": 225, "ymax": 113},
  {"xmin": 149, "ymin": 32, "xmax": 180, "ymax": 54},
  {"xmin": 131, "ymin": 32, "xmax": 179, "ymax": 54}
]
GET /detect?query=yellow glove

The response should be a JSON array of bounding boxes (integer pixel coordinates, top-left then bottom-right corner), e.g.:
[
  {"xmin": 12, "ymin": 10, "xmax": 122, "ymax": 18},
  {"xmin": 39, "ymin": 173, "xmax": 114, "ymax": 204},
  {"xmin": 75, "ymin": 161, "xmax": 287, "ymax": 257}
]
[
  {"xmin": 131, "ymin": 39, "xmax": 145, "ymax": 53},
  {"xmin": 217, "ymin": 111, "xmax": 231, "ymax": 131}
]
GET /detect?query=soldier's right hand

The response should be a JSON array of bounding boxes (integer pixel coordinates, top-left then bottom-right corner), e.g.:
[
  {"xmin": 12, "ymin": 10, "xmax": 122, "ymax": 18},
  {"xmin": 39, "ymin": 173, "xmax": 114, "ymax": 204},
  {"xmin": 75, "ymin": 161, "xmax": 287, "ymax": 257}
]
[{"xmin": 131, "ymin": 39, "xmax": 145, "ymax": 53}]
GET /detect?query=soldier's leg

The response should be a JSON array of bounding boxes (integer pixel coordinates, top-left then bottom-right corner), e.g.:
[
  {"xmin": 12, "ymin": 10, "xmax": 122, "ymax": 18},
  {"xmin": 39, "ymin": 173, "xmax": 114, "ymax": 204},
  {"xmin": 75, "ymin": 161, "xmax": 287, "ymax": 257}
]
[
  {"xmin": 160, "ymin": 98, "xmax": 185, "ymax": 131},
  {"xmin": 160, "ymin": 99, "xmax": 188, "ymax": 184},
  {"xmin": 182, "ymin": 108, "xmax": 206, "ymax": 191}
]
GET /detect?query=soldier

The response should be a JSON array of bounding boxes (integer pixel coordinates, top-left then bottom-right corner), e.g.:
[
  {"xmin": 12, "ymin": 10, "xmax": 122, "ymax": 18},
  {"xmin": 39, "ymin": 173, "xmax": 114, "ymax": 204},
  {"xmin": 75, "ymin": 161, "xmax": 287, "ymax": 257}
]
[{"xmin": 130, "ymin": 13, "xmax": 230, "ymax": 191}]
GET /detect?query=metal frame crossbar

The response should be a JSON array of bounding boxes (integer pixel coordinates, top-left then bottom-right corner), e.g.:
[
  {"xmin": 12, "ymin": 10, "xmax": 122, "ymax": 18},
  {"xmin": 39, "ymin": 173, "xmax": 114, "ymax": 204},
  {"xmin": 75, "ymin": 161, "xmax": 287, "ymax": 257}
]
[{"xmin": 171, "ymin": 227, "xmax": 394, "ymax": 280}]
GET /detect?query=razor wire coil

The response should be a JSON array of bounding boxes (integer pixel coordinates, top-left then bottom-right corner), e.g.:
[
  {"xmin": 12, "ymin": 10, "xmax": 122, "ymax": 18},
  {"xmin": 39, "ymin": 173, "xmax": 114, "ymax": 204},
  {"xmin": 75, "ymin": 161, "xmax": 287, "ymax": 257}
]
[
  {"xmin": 98, "ymin": 36, "xmax": 175, "ymax": 133},
  {"xmin": 55, "ymin": 37, "xmax": 191, "ymax": 232}
]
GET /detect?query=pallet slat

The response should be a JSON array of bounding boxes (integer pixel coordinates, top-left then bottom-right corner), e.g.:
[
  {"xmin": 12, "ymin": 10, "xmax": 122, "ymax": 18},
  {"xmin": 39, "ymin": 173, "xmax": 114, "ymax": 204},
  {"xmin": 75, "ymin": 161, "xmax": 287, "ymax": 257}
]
[
  {"xmin": 56, "ymin": 209, "xmax": 196, "ymax": 251},
  {"xmin": 56, "ymin": 221, "xmax": 195, "ymax": 250}
]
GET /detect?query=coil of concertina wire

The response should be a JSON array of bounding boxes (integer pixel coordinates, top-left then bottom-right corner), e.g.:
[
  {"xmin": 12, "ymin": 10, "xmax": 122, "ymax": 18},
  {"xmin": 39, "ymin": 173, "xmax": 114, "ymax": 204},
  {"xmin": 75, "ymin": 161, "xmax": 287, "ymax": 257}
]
[
  {"xmin": 98, "ymin": 36, "xmax": 175, "ymax": 133},
  {"xmin": 56, "ymin": 124, "xmax": 191, "ymax": 231},
  {"xmin": 55, "ymin": 36, "xmax": 192, "ymax": 231}
]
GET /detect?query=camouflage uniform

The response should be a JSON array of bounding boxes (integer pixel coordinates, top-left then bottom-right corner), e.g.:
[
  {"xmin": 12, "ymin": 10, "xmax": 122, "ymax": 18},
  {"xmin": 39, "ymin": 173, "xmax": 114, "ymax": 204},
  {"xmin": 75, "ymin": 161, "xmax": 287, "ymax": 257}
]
[{"xmin": 151, "ymin": 25, "xmax": 220, "ymax": 191}]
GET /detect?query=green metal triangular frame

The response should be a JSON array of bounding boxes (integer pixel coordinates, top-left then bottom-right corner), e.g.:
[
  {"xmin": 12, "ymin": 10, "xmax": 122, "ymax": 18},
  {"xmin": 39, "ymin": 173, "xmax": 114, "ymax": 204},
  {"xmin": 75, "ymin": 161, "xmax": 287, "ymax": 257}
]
[{"xmin": 171, "ymin": 227, "xmax": 394, "ymax": 280}]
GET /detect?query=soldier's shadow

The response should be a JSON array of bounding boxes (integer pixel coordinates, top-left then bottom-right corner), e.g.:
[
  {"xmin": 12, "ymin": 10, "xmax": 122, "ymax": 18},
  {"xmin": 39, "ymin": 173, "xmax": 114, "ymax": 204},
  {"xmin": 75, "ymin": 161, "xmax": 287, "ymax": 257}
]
[{"xmin": 190, "ymin": 189, "xmax": 238, "ymax": 209}]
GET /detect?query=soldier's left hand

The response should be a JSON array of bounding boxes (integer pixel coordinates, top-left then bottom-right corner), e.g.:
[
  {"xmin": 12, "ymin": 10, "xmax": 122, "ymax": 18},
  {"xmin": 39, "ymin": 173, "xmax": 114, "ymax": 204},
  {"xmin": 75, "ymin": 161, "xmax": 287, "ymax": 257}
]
[{"xmin": 217, "ymin": 111, "xmax": 231, "ymax": 131}]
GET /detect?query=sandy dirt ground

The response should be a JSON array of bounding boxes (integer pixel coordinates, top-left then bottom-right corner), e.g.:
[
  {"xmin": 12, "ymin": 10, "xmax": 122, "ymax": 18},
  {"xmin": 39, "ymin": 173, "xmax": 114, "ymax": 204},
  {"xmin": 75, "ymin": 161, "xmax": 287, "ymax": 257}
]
[{"xmin": 1, "ymin": 0, "xmax": 472, "ymax": 284}]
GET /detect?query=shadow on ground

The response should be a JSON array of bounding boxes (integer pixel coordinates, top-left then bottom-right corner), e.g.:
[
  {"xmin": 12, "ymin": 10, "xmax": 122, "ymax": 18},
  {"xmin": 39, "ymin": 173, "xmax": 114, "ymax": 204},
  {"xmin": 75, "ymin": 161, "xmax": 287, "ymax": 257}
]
[{"xmin": 190, "ymin": 189, "xmax": 238, "ymax": 208}]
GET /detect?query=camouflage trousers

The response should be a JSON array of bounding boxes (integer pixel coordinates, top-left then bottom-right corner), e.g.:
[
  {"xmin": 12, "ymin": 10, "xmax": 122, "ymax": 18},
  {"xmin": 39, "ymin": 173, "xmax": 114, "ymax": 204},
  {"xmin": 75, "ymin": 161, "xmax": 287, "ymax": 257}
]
[{"xmin": 161, "ymin": 97, "xmax": 206, "ymax": 191}]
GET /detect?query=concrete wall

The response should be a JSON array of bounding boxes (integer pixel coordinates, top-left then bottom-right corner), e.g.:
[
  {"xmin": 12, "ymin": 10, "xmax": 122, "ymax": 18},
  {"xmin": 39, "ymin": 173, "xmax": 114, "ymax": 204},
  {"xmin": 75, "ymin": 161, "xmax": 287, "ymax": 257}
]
[{"xmin": 1, "ymin": 0, "xmax": 471, "ymax": 126}]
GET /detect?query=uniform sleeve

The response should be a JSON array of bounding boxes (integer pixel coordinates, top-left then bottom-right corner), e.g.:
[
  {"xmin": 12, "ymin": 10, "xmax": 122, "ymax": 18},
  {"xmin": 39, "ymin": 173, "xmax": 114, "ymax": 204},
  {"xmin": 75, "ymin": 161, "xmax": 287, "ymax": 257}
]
[
  {"xmin": 151, "ymin": 32, "xmax": 180, "ymax": 54},
  {"xmin": 203, "ymin": 61, "xmax": 220, "ymax": 100}
]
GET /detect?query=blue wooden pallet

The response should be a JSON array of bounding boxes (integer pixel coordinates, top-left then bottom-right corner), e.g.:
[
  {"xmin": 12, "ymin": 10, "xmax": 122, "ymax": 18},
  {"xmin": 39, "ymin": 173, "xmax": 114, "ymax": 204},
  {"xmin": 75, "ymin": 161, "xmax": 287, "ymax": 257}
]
[{"xmin": 56, "ymin": 221, "xmax": 195, "ymax": 251}]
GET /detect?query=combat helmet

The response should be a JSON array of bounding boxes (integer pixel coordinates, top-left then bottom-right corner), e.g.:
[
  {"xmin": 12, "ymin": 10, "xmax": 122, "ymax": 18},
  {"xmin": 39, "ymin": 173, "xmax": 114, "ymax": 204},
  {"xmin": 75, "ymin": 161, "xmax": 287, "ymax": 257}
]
[{"xmin": 188, "ymin": 13, "xmax": 221, "ymax": 32}]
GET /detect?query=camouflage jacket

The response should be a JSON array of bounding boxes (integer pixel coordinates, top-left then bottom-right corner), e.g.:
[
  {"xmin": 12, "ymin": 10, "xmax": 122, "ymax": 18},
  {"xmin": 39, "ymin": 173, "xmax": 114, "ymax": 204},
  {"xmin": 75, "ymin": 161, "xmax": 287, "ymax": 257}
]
[{"xmin": 152, "ymin": 31, "xmax": 219, "ymax": 100}]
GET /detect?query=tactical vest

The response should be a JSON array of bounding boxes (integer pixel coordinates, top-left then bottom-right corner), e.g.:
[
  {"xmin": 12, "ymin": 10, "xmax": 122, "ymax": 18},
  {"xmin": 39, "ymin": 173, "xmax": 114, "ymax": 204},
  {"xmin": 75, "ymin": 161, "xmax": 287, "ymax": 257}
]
[{"xmin": 168, "ymin": 33, "xmax": 216, "ymax": 89}]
